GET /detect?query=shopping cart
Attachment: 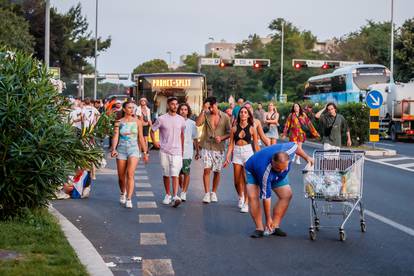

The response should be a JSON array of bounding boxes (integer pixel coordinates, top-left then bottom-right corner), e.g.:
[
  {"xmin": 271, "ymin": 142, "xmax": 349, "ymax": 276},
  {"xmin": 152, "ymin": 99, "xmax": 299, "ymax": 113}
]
[{"xmin": 302, "ymin": 150, "xmax": 366, "ymax": 241}]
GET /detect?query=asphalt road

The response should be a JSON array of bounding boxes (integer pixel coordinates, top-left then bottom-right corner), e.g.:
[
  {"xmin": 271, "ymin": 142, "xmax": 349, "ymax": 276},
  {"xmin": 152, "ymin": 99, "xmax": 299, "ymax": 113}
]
[
  {"xmin": 366, "ymin": 139, "xmax": 414, "ymax": 157},
  {"xmin": 53, "ymin": 143, "xmax": 414, "ymax": 276}
]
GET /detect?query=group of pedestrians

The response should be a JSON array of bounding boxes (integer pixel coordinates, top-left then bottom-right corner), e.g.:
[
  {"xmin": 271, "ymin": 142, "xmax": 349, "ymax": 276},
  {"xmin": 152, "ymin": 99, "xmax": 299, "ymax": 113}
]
[{"xmin": 109, "ymin": 95, "xmax": 352, "ymax": 238}]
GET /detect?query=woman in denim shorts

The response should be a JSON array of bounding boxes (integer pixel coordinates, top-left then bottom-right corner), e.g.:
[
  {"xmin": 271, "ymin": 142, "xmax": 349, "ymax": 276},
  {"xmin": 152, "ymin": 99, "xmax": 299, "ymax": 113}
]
[{"xmin": 111, "ymin": 101, "xmax": 149, "ymax": 208}]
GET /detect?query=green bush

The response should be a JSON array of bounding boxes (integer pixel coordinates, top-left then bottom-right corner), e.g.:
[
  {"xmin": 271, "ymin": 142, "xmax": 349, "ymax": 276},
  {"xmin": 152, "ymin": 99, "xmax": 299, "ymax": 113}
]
[{"xmin": 0, "ymin": 48, "xmax": 106, "ymax": 219}]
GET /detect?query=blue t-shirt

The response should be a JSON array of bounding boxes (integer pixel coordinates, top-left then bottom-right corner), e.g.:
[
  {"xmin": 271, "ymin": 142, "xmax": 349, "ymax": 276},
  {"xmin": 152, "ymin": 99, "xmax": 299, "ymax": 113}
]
[
  {"xmin": 245, "ymin": 143, "xmax": 297, "ymax": 197},
  {"xmin": 232, "ymin": 105, "xmax": 241, "ymax": 119}
]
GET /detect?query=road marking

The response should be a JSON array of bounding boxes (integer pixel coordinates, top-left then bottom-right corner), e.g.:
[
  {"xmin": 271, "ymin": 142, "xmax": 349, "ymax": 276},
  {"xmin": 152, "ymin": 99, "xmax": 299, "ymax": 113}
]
[
  {"xmin": 139, "ymin": 214, "xmax": 162, "ymax": 223},
  {"xmin": 135, "ymin": 183, "xmax": 151, "ymax": 188},
  {"xmin": 375, "ymin": 156, "xmax": 412, "ymax": 162},
  {"xmin": 135, "ymin": 175, "xmax": 149, "ymax": 180},
  {"xmin": 96, "ymin": 168, "xmax": 117, "ymax": 175},
  {"xmin": 137, "ymin": 201, "xmax": 157, "ymax": 209},
  {"xmin": 136, "ymin": 191, "xmax": 154, "ymax": 197},
  {"xmin": 142, "ymin": 259, "xmax": 174, "ymax": 276},
  {"xmin": 398, "ymin": 162, "xmax": 414, "ymax": 168},
  {"xmin": 366, "ymin": 157, "xmax": 414, "ymax": 173},
  {"xmin": 367, "ymin": 142, "xmax": 395, "ymax": 147},
  {"xmin": 135, "ymin": 170, "xmax": 147, "ymax": 174},
  {"xmin": 140, "ymin": 233, "xmax": 167, "ymax": 245}
]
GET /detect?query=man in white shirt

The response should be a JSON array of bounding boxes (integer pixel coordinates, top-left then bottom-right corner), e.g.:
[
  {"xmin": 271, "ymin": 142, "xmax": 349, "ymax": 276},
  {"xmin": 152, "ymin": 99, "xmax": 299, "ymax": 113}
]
[
  {"xmin": 178, "ymin": 103, "xmax": 200, "ymax": 201},
  {"xmin": 82, "ymin": 98, "xmax": 100, "ymax": 129},
  {"xmin": 70, "ymin": 99, "xmax": 83, "ymax": 129}
]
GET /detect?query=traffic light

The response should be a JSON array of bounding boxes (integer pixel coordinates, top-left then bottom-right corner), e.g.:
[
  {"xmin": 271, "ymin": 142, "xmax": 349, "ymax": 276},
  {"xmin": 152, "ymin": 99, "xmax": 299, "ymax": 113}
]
[
  {"xmin": 218, "ymin": 59, "xmax": 234, "ymax": 68},
  {"xmin": 321, "ymin": 63, "xmax": 330, "ymax": 70},
  {"xmin": 293, "ymin": 60, "xmax": 307, "ymax": 70},
  {"xmin": 253, "ymin": 59, "xmax": 270, "ymax": 69}
]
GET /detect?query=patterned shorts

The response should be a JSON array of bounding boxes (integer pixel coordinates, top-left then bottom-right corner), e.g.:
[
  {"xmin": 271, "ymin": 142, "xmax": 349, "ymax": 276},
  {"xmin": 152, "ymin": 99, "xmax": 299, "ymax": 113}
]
[
  {"xmin": 180, "ymin": 159, "xmax": 192, "ymax": 175},
  {"xmin": 201, "ymin": 149, "xmax": 224, "ymax": 172}
]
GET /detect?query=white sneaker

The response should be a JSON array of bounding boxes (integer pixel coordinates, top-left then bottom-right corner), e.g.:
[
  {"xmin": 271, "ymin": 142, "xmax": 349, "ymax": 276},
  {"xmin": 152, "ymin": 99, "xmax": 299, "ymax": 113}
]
[
  {"xmin": 125, "ymin": 199, "xmax": 133, "ymax": 208},
  {"xmin": 238, "ymin": 197, "xmax": 244, "ymax": 208},
  {"xmin": 295, "ymin": 158, "xmax": 301, "ymax": 165},
  {"xmin": 210, "ymin": 192, "xmax": 218, "ymax": 202},
  {"xmin": 82, "ymin": 186, "xmax": 90, "ymax": 198},
  {"xmin": 202, "ymin": 192, "xmax": 211, "ymax": 203},
  {"xmin": 180, "ymin": 192, "xmax": 187, "ymax": 202},
  {"xmin": 162, "ymin": 194, "xmax": 172, "ymax": 205},
  {"xmin": 240, "ymin": 203, "xmax": 249, "ymax": 213},
  {"xmin": 172, "ymin": 196, "xmax": 182, "ymax": 208},
  {"xmin": 120, "ymin": 193, "xmax": 126, "ymax": 205}
]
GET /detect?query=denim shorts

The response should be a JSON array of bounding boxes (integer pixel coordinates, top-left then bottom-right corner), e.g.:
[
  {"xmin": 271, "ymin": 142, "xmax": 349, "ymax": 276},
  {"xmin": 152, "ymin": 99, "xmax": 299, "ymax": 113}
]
[
  {"xmin": 246, "ymin": 169, "xmax": 289, "ymax": 199},
  {"xmin": 117, "ymin": 140, "xmax": 140, "ymax": 160}
]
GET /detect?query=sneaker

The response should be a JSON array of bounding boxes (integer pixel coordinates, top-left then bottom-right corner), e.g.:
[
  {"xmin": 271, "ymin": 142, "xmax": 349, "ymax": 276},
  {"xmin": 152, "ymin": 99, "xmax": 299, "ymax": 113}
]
[
  {"xmin": 125, "ymin": 199, "xmax": 133, "ymax": 208},
  {"xmin": 238, "ymin": 197, "xmax": 244, "ymax": 208},
  {"xmin": 202, "ymin": 193, "xmax": 211, "ymax": 203},
  {"xmin": 210, "ymin": 192, "xmax": 218, "ymax": 202},
  {"xmin": 250, "ymin": 229, "xmax": 264, "ymax": 238},
  {"xmin": 271, "ymin": 228, "xmax": 287, "ymax": 237},
  {"xmin": 295, "ymin": 158, "xmax": 301, "ymax": 165},
  {"xmin": 162, "ymin": 194, "xmax": 172, "ymax": 205},
  {"xmin": 120, "ymin": 193, "xmax": 126, "ymax": 205},
  {"xmin": 180, "ymin": 192, "xmax": 187, "ymax": 202},
  {"xmin": 81, "ymin": 186, "xmax": 90, "ymax": 198},
  {"xmin": 172, "ymin": 196, "xmax": 182, "ymax": 208},
  {"xmin": 240, "ymin": 203, "xmax": 249, "ymax": 213}
]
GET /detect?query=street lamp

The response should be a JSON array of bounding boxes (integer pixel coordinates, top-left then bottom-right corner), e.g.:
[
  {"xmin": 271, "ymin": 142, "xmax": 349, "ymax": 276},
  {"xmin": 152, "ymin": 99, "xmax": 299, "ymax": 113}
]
[
  {"xmin": 280, "ymin": 20, "xmax": 285, "ymax": 101},
  {"xmin": 166, "ymin": 51, "xmax": 172, "ymax": 68},
  {"xmin": 390, "ymin": 0, "xmax": 395, "ymax": 79},
  {"xmin": 93, "ymin": 0, "xmax": 99, "ymax": 100},
  {"xmin": 44, "ymin": 0, "xmax": 50, "ymax": 69}
]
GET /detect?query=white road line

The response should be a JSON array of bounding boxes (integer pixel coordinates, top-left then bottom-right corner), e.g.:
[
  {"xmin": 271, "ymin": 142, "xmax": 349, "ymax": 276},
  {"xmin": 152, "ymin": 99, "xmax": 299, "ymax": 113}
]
[
  {"xmin": 398, "ymin": 162, "xmax": 414, "ymax": 168},
  {"xmin": 139, "ymin": 214, "xmax": 162, "ymax": 223},
  {"xmin": 137, "ymin": 201, "xmax": 157, "ymax": 209},
  {"xmin": 367, "ymin": 142, "xmax": 396, "ymax": 147},
  {"xmin": 135, "ymin": 175, "xmax": 149, "ymax": 180},
  {"xmin": 365, "ymin": 157, "xmax": 414, "ymax": 173},
  {"xmin": 140, "ymin": 233, "xmax": 167, "ymax": 245},
  {"xmin": 375, "ymin": 156, "xmax": 412, "ymax": 162},
  {"xmin": 135, "ymin": 183, "xmax": 151, "ymax": 188},
  {"xmin": 135, "ymin": 170, "xmax": 147, "ymax": 175},
  {"xmin": 345, "ymin": 203, "xmax": 414, "ymax": 237},
  {"xmin": 142, "ymin": 259, "xmax": 174, "ymax": 276},
  {"xmin": 136, "ymin": 191, "xmax": 154, "ymax": 197}
]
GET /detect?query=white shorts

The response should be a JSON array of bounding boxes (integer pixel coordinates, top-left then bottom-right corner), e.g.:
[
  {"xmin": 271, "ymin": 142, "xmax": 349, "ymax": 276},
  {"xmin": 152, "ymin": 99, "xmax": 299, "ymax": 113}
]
[
  {"xmin": 232, "ymin": 144, "xmax": 254, "ymax": 165},
  {"xmin": 160, "ymin": 151, "xmax": 182, "ymax": 177},
  {"xmin": 201, "ymin": 149, "xmax": 225, "ymax": 172}
]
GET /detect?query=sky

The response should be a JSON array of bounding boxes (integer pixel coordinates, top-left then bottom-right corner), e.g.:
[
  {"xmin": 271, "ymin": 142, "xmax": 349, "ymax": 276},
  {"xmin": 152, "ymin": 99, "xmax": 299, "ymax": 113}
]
[{"xmin": 53, "ymin": 0, "xmax": 414, "ymax": 82}]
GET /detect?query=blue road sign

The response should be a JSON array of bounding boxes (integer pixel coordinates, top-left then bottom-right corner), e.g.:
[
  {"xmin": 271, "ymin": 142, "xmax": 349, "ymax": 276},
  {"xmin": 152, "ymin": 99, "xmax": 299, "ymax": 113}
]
[{"xmin": 366, "ymin": 90, "xmax": 383, "ymax": 109}]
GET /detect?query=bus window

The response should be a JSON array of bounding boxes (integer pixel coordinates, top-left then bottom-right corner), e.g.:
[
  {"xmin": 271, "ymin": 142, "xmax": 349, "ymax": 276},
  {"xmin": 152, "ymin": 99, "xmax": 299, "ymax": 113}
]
[{"xmin": 353, "ymin": 67, "xmax": 390, "ymax": 90}]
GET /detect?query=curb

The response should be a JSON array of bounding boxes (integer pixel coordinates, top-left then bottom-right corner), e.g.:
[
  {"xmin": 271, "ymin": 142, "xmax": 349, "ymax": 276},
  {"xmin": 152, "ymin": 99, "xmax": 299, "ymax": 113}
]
[
  {"xmin": 49, "ymin": 205, "xmax": 113, "ymax": 276},
  {"xmin": 304, "ymin": 141, "xmax": 397, "ymax": 157}
]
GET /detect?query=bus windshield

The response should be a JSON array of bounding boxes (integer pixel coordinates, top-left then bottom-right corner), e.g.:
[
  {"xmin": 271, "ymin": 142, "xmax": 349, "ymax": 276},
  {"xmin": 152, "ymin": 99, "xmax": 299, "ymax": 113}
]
[
  {"xmin": 353, "ymin": 67, "xmax": 390, "ymax": 90},
  {"xmin": 135, "ymin": 73, "xmax": 206, "ymax": 118}
]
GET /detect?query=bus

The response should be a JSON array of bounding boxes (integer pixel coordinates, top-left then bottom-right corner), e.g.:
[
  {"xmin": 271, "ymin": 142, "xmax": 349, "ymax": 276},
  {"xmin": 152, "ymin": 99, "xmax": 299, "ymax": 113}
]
[
  {"xmin": 133, "ymin": 72, "xmax": 207, "ymax": 118},
  {"xmin": 304, "ymin": 64, "xmax": 392, "ymax": 104}
]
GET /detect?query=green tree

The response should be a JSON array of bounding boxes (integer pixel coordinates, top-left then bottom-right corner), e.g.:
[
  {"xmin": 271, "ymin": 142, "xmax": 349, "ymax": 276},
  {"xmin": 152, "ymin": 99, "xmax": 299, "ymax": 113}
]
[
  {"xmin": 395, "ymin": 18, "xmax": 414, "ymax": 82},
  {"xmin": 0, "ymin": 8, "xmax": 34, "ymax": 53},
  {"xmin": 132, "ymin": 59, "xmax": 169, "ymax": 75},
  {"xmin": 177, "ymin": 52, "xmax": 200, "ymax": 72}
]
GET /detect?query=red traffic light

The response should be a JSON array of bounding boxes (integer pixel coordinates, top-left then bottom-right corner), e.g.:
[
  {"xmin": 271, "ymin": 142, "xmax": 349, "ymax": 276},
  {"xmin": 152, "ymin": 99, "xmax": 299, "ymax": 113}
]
[
  {"xmin": 321, "ymin": 63, "xmax": 329, "ymax": 70},
  {"xmin": 253, "ymin": 63, "xmax": 260, "ymax": 69},
  {"xmin": 218, "ymin": 59, "xmax": 234, "ymax": 68},
  {"xmin": 219, "ymin": 62, "xmax": 226, "ymax": 68},
  {"xmin": 294, "ymin": 63, "xmax": 302, "ymax": 70}
]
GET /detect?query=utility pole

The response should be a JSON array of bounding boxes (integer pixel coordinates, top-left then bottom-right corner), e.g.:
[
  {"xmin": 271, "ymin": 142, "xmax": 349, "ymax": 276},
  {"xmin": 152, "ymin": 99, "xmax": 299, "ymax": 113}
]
[
  {"xmin": 44, "ymin": 0, "xmax": 50, "ymax": 69},
  {"xmin": 280, "ymin": 21, "xmax": 285, "ymax": 101},
  {"xmin": 167, "ymin": 51, "xmax": 172, "ymax": 68},
  {"xmin": 93, "ymin": 0, "xmax": 99, "ymax": 100},
  {"xmin": 390, "ymin": 0, "xmax": 395, "ymax": 80}
]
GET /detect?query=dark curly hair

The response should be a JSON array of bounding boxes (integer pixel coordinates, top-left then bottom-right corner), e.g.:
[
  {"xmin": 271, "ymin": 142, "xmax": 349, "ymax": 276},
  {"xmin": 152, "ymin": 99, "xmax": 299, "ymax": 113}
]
[{"xmin": 178, "ymin": 103, "xmax": 192, "ymax": 118}]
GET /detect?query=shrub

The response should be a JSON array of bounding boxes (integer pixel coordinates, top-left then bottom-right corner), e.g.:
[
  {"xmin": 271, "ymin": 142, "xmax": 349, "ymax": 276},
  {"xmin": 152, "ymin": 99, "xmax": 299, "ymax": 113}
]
[{"xmin": 0, "ymin": 48, "xmax": 106, "ymax": 219}]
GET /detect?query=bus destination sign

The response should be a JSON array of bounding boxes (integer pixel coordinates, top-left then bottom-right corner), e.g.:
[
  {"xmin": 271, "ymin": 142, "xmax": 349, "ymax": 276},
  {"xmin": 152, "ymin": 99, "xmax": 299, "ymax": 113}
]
[{"xmin": 152, "ymin": 79, "xmax": 192, "ymax": 88}]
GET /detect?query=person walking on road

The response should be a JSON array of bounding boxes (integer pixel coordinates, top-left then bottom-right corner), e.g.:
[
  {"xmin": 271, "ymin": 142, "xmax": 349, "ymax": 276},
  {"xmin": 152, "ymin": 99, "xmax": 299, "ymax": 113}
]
[
  {"xmin": 151, "ymin": 97, "xmax": 186, "ymax": 207},
  {"xmin": 196, "ymin": 97, "xmax": 231, "ymax": 203},
  {"xmin": 254, "ymin": 102, "xmax": 266, "ymax": 126},
  {"xmin": 282, "ymin": 103, "xmax": 320, "ymax": 164},
  {"xmin": 232, "ymin": 98, "xmax": 244, "ymax": 123},
  {"xmin": 224, "ymin": 106, "xmax": 260, "ymax": 213},
  {"xmin": 315, "ymin": 102, "xmax": 352, "ymax": 150},
  {"xmin": 244, "ymin": 102, "xmax": 271, "ymax": 146},
  {"xmin": 111, "ymin": 101, "xmax": 149, "ymax": 208},
  {"xmin": 264, "ymin": 102, "xmax": 279, "ymax": 145},
  {"xmin": 178, "ymin": 103, "xmax": 200, "ymax": 201},
  {"xmin": 245, "ymin": 142, "xmax": 313, "ymax": 238},
  {"xmin": 135, "ymin": 97, "xmax": 152, "ymax": 150}
]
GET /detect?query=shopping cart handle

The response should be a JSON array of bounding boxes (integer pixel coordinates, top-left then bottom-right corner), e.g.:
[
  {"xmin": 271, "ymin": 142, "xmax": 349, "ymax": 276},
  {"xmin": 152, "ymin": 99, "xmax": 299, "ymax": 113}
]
[{"xmin": 314, "ymin": 149, "xmax": 365, "ymax": 154}]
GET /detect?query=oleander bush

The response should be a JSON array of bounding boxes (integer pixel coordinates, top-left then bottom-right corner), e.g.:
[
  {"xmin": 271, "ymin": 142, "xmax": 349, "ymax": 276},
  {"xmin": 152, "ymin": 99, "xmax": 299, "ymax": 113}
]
[{"xmin": 0, "ymin": 48, "xmax": 108, "ymax": 219}]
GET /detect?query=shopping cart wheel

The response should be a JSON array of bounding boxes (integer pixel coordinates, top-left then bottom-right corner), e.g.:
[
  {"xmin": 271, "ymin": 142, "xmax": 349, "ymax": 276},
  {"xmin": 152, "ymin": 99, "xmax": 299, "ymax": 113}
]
[
  {"xmin": 314, "ymin": 218, "xmax": 320, "ymax": 231},
  {"xmin": 339, "ymin": 230, "xmax": 346, "ymax": 242},
  {"xmin": 309, "ymin": 229, "xmax": 316, "ymax": 241},
  {"xmin": 360, "ymin": 221, "xmax": 367, "ymax": 232}
]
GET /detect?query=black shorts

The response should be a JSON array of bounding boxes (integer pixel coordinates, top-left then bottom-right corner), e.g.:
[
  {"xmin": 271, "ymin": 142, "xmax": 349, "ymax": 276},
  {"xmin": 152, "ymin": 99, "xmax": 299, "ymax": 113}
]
[{"xmin": 143, "ymin": 125, "xmax": 150, "ymax": 137}]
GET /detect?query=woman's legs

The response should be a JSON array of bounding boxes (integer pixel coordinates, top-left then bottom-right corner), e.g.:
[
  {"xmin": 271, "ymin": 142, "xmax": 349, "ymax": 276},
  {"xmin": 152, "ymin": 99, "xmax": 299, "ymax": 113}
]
[
  {"xmin": 126, "ymin": 157, "xmax": 139, "ymax": 200},
  {"xmin": 116, "ymin": 159, "xmax": 128, "ymax": 195},
  {"xmin": 233, "ymin": 164, "xmax": 244, "ymax": 200}
]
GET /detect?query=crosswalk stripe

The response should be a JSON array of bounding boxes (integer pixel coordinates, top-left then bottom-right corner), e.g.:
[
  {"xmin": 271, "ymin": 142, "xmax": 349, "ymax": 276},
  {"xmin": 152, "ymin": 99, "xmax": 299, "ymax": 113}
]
[
  {"xmin": 375, "ymin": 157, "xmax": 412, "ymax": 162},
  {"xmin": 366, "ymin": 158, "xmax": 414, "ymax": 173},
  {"xmin": 139, "ymin": 214, "xmax": 162, "ymax": 223},
  {"xmin": 135, "ymin": 175, "xmax": 149, "ymax": 180},
  {"xmin": 398, "ymin": 163, "xmax": 414, "ymax": 168},
  {"xmin": 136, "ymin": 191, "xmax": 154, "ymax": 197},
  {"xmin": 135, "ymin": 183, "xmax": 151, "ymax": 188},
  {"xmin": 137, "ymin": 201, "xmax": 157, "ymax": 208},
  {"xmin": 140, "ymin": 233, "xmax": 167, "ymax": 245},
  {"xmin": 135, "ymin": 170, "xmax": 147, "ymax": 174},
  {"xmin": 142, "ymin": 259, "xmax": 174, "ymax": 276}
]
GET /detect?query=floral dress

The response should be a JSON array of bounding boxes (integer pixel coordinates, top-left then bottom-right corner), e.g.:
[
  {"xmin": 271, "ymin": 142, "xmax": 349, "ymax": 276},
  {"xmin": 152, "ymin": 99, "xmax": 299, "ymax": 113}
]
[{"xmin": 283, "ymin": 113, "xmax": 319, "ymax": 143}]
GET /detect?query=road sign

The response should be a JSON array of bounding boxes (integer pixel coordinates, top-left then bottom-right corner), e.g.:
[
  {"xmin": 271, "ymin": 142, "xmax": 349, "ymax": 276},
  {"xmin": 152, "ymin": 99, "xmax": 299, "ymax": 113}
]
[
  {"xmin": 369, "ymin": 108, "xmax": 380, "ymax": 142},
  {"xmin": 49, "ymin": 67, "xmax": 60, "ymax": 79},
  {"xmin": 366, "ymin": 90, "xmax": 383, "ymax": 109},
  {"xmin": 234, "ymin": 59, "xmax": 254, "ymax": 66},
  {"xmin": 200, "ymin": 58, "xmax": 220, "ymax": 66},
  {"xmin": 292, "ymin": 59, "xmax": 363, "ymax": 69}
]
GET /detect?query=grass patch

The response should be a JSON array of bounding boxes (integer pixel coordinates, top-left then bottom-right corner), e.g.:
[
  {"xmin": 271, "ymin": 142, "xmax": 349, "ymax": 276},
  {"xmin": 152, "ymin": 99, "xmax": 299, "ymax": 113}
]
[{"xmin": 0, "ymin": 208, "xmax": 87, "ymax": 276}]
